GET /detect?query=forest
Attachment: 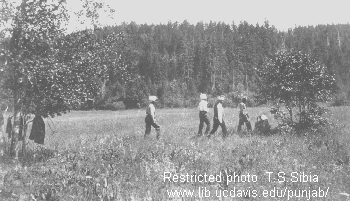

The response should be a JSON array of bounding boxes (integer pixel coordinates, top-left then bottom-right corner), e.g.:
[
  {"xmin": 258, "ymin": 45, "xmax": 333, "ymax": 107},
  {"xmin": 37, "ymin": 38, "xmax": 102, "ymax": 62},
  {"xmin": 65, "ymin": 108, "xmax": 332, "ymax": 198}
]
[
  {"xmin": 90, "ymin": 21, "xmax": 350, "ymax": 109},
  {"xmin": 1, "ymin": 20, "xmax": 350, "ymax": 110}
]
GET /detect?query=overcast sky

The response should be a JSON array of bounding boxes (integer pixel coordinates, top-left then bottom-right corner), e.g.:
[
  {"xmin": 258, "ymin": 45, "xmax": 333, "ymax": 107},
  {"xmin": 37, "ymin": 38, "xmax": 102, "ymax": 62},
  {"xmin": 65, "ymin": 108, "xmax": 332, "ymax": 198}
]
[
  {"xmin": 64, "ymin": 0, "xmax": 349, "ymax": 33},
  {"xmin": 5, "ymin": 0, "xmax": 350, "ymax": 33}
]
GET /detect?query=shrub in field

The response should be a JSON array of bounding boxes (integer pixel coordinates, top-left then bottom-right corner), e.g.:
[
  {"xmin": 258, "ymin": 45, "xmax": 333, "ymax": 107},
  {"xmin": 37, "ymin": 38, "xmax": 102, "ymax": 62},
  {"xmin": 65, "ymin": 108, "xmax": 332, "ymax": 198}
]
[
  {"xmin": 298, "ymin": 102, "xmax": 331, "ymax": 129},
  {"xmin": 273, "ymin": 108, "xmax": 296, "ymax": 135},
  {"xmin": 113, "ymin": 101, "xmax": 126, "ymax": 110},
  {"xmin": 257, "ymin": 51, "xmax": 337, "ymax": 130}
]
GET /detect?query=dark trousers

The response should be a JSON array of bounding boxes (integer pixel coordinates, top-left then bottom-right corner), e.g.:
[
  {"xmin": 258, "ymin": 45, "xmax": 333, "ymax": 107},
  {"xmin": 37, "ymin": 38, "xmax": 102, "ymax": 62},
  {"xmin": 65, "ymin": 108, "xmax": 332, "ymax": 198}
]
[
  {"xmin": 198, "ymin": 111, "xmax": 210, "ymax": 135},
  {"xmin": 209, "ymin": 118, "xmax": 227, "ymax": 138},
  {"xmin": 145, "ymin": 115, "xmax": 160, "ymax": 139},
  {"xmin": 238, "ymin": 112, "xmax": 252, "ymax": 132}
]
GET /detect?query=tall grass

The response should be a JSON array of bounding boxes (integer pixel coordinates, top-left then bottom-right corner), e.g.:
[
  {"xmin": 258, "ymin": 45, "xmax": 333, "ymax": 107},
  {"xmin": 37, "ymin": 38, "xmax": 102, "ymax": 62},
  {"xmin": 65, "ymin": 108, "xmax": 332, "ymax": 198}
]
[{"xmin": 0, "ymin": 107, "xmax": 349, "ymax": 200}]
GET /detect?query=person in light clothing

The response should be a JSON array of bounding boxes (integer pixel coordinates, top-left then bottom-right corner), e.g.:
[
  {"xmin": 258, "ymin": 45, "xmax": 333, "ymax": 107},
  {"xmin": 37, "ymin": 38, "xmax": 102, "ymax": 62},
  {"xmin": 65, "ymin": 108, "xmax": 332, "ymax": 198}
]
[
  {"xmin": 198, "ymin": 93, "xmax": 210, "ymax": 136},
  {"xmin": 145, "ymin": 96, "xmax": 161, "ymax": 140},
  {"xmin": 209, "ymin": 95, "xmax": 227, "ymax": 138},
  {"xmin": 237, "ymin": 97, "xmax": 252, "ymax": 132}
]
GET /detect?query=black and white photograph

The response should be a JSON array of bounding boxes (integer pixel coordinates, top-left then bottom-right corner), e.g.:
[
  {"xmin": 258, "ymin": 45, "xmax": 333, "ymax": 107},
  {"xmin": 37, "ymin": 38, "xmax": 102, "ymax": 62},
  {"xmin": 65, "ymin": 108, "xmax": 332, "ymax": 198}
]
[{"xmin": 0, "ymin": 0, "xmax": 350, "ymax": 200}]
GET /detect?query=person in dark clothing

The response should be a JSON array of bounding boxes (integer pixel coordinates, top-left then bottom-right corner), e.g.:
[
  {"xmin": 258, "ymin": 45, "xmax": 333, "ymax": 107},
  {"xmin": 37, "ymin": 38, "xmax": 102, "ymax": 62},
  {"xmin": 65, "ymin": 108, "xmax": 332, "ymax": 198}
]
[
  {"xmin": 237, "ymin": 97, "xmax": 252, "ymax": 132},
  {"xmin": 0, "ymin": 112, "xmax": 3, "ymax": 127},
  {"xmin": 29, "ymin": 115, "xmax": 45, "ymax": 144},
  {"xmin": 18, "ymin": 116, "xmax": 23, "ymax": 141},
  {"xmin": 144, "ymin": 96, "xmax": 161, "ymax": 140},
  {"xmin": 209, "ymin": 95, "xmax": 227, "ymax": 138},
  {"xmin": 6, "ymin": 116, "xmax": 12, "ymax": 139},
  {"xmin": 198, "ymin": 93, "xmax": 210, "ymax": 136},
  {"xmin": 255, "ymin": 114, "xmax": 270, "ymax": 135}
]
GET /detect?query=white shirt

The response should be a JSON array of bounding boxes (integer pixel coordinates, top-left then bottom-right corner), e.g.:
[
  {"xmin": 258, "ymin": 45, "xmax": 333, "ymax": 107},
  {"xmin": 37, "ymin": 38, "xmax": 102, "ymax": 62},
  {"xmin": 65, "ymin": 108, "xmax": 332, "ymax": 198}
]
[
  {"xmin": 217, "ymin": 102, "xmax": 224, "ymax": 123},
  {"xmin": 238, "ymin": 102, "xmax": 246, "ymax": 113},
  {"xmin": 146, "ymin": 103, "xmax": 155, "ymax": 118},
  {"xmin": 198, "ymin": 100, "xmax": 209, "ymax": 112}
]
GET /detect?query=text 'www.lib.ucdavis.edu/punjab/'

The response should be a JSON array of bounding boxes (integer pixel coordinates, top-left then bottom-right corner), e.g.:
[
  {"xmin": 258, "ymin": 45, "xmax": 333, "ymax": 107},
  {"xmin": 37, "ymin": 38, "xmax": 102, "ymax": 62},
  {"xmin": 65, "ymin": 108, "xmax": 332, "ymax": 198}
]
[{"xmin": 164, "ymin": 171, "xmax": 329, "ymax": 200}]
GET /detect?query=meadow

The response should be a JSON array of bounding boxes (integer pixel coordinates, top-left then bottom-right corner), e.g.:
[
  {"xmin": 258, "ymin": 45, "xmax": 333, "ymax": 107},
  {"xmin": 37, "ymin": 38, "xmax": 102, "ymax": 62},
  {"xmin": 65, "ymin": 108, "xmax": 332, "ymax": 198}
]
[{"xmin": 0, "ymin": 106, "xmax": 350, "ymax": 200}]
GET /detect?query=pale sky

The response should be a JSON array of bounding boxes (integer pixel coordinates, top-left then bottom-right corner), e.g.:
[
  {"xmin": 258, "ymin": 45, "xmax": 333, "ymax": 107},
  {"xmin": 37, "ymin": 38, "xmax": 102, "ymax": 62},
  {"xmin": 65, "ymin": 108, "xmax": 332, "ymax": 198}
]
[
  {"xmin": 65, "ymin": 0, "xmax": 350, "ymax": 33},
  {"xmin": 4, "ymin": 0, "xmax": 350, "ymax": 33}
]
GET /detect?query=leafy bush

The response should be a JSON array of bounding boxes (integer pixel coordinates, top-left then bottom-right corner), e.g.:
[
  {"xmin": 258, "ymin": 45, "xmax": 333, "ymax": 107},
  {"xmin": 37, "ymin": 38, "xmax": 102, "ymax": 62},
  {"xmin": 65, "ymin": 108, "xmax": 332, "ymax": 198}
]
[
  {"xmin": 257, "ymin": 51, "xmax": 337, "ymax": 130},
  {"xmin": 103, "ymin": 101, "xmax": 125, "ymax": 111},
  {"xmin": 297, "ymin": 103, "xmax": 331, "ymax": 130},
  {"xmin": 273, "ymin": 103, "xmax": 332, "ymax": 135},
  {"xmin": 273, "ymin": 108, "xmax": 296, "ymax": 135}
]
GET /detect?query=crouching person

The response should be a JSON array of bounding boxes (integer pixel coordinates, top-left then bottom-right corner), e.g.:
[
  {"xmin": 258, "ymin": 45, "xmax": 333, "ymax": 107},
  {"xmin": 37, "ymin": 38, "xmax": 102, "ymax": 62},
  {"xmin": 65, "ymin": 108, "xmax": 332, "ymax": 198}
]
[
  {"xmin": 198, "ymin": 93, "xmax": 210, "ymax": 136},
  {"xmin": 209, "ymin": 95, "xmax": 227, "ymax": 138},
  {"xmin": 255, "ymin": 114, "xmax": 270, "ymax": 135},
  {"xmin": 145, "ymin": 96, "xmax": 161, "ymax": 140},
  {"xmin": 237, "ymin": 97, "xmax": 252, "ymax": 132}
]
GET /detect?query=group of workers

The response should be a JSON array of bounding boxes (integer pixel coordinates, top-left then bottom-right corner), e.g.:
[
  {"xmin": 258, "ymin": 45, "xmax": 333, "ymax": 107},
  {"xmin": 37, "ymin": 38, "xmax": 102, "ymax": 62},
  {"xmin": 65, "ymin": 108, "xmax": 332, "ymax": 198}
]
[{"xmin": 144, "ymin": 93, "xmax": 269, "ymax": 139}]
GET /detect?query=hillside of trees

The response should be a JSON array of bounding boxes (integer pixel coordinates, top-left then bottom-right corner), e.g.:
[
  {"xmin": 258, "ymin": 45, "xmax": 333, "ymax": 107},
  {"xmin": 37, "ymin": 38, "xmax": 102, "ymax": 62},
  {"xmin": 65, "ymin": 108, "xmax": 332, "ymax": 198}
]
[{"xmin": 2, "ymin": 20, "xmax": 350, "ymax": 110}]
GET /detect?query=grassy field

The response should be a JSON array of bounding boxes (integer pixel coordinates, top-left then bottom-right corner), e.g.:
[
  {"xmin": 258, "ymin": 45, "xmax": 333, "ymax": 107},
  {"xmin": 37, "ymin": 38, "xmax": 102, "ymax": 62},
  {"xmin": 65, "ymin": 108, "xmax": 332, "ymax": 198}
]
[{"xmin": 0, "ymin": 106, "xmax": 350, "ymax": 200}]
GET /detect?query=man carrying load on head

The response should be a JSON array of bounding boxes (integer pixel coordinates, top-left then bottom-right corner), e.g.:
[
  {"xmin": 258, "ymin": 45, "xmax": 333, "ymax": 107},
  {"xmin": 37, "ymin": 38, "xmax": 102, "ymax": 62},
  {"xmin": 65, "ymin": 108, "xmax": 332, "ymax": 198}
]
[
  {"xmin": 237, "ymin": 96, "xmax": 252, "ymax": 132},
  {"xmin": 145, "ymin": 96, "xmax": 161, "ymax": 140},
  {"xmin": 209, "ymin": 95, "xmax": 227, "ymax": 138},
  {"xmin": 198, "ymin": 93, "xmax": 210, "ymax": 136}
]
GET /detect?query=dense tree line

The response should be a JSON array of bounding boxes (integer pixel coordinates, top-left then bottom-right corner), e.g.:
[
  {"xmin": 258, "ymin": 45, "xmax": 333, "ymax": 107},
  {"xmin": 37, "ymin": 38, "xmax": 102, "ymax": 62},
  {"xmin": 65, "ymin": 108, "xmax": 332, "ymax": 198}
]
[
  {"xmin": 83, "ymin": 20, "xmax": 284, "ymax": 109},
  {"xmin": 81, "ymin": 21, "xmax": 348, "ymax": 109},
  {"xmin": 2, "ymin": 20, "xmax": 350, "ymax": 110}
]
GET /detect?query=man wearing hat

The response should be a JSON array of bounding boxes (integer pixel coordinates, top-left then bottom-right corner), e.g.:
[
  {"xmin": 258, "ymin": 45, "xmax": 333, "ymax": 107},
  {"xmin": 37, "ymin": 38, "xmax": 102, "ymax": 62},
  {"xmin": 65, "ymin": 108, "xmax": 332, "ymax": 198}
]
[
  {"xmin": 237, "ymin": 96, "xmax": 252, "ymax": 132},
  {"xmin": 145, "ymin": 96, "xmax": 161, "ymax": 140},
  {"xmin": 198, "ymin": 93, "xmax": 210, "ymax": 136},
  {"xmin": 209, "ymin": 95, "xmax": 227, "ymax": 138}
]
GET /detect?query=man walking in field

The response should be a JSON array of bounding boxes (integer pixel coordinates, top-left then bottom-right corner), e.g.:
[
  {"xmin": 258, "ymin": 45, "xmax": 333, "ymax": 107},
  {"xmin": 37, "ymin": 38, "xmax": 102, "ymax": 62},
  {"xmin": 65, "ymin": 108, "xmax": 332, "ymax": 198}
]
[
  {"xmin": 198, "ymin": 93, "xmax": 210, "ymax": 136},
  {"xmin": 145, "ymin": 96, "xmax": 161, "ymax": 140},
  {"xmin": 209, "ymin": 95, "xmax": 227, "ymax": 138},
  {"xmin": 237, "ymin": 97, "xmax": 252, "ymax": 132}
]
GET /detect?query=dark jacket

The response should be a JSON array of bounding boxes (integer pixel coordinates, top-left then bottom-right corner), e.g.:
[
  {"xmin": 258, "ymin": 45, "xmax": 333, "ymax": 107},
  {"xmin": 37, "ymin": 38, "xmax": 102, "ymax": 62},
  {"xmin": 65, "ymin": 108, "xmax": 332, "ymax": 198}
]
[
  {"xmin": 214, "ymin": 102, "xmax": 223, "ymax": 120},
  {"xmin": 18, "ymin": 116, "xmax": 23, "ymax": 141},
  {"xmin": 29, "ymin": 115, "xmax": 45, "ymax": 144},
  {"xmin": 0, "ymin": 113, "xmax": 3, "ymax": 126},
  {"xmin": 6, "ymin": 116, "xmax": 12, "ymax": 138},
  {"xmin": 213, "ymin": 102, "xmax": 218, "ymax": 119}
]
